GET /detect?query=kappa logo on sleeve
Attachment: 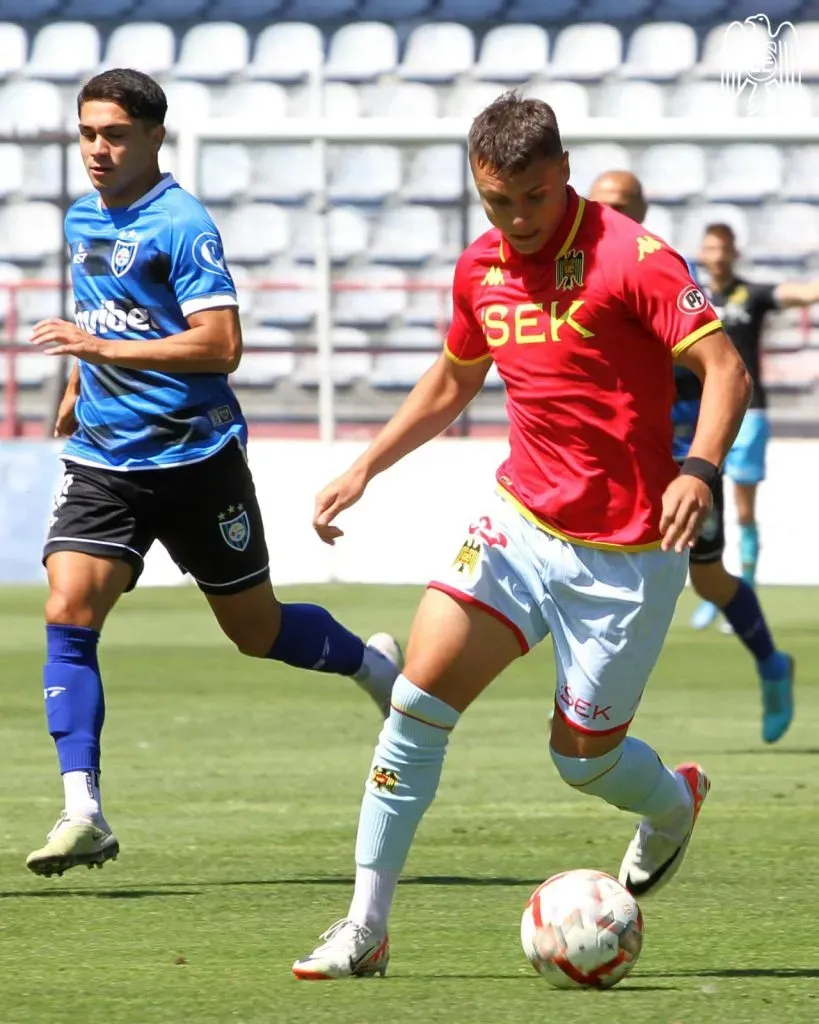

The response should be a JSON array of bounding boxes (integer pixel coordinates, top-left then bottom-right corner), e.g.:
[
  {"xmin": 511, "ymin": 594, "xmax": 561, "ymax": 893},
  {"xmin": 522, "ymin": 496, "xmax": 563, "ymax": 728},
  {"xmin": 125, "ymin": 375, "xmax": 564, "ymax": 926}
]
[
  {"xmin": 677, "ymin": 285, "xmax": 708, "ymax": 314},
  {"xmin": 636, "ymin": 235, "xmax": 663, "ymax": 262}
]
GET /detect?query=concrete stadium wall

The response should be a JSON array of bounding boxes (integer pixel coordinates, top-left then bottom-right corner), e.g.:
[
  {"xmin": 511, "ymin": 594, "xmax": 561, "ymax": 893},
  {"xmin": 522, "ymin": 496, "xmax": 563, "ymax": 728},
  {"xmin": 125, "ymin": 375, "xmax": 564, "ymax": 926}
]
[{"xmin": 0, "ymin": 438, "xmax": 817, "ymax": 586}]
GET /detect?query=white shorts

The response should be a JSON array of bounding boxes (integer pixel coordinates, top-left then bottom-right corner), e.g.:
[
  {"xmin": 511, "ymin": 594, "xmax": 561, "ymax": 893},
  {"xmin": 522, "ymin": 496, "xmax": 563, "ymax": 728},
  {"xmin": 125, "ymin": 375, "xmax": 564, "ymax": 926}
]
[{"xmin": 428, "ymin": 492, "xmax": 688, "ymax": 735}]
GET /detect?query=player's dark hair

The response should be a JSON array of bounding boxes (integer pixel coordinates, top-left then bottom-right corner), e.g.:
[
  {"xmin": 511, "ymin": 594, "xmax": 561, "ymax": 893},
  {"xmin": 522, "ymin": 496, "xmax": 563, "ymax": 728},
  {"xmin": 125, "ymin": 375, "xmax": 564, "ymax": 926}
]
[
  {"xmin": 468, "ymin": 91, "xmax": 563, "ymax": 173},
  {"xmin": 704, "ymin": 223, "xmax": 736, "ymax": 245},
  {"xmin": 78, "ymin": 69, "xmax": 167, "ymax": 126}
]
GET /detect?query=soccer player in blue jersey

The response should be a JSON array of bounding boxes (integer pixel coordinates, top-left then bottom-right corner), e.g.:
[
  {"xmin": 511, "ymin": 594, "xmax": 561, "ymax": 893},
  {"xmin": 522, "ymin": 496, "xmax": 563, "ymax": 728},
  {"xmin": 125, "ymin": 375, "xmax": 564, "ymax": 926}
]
[
  {"xmin": 590, "ymin": 171, "xmax": 794, "ymax": 744},
  {"xmin": 25, "ymin": 69, "xmax": 402, "ymax": 878},
  {"xmin": 690, "ymin": 223, "xmax": 819, "ymax": 631}
]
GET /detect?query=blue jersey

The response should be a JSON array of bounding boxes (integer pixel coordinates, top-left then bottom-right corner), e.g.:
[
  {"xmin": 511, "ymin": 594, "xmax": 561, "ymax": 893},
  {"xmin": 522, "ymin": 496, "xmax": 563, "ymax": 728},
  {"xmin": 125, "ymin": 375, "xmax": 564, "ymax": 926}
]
[
  {"xmin": 671, "ymin": 258, "xmax": 703, "ymax": 460},
  {"xmin": 64, "ymin": 174, "xmax": 246, "ymax": 471}
]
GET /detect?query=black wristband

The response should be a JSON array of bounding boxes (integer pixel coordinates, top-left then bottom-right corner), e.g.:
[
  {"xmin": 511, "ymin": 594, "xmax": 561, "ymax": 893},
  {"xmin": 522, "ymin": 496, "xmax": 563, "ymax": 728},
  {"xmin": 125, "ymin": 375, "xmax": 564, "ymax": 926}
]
[{"xmin": 680, "ymin": 457, "xmax": 720, "ymax": 490}]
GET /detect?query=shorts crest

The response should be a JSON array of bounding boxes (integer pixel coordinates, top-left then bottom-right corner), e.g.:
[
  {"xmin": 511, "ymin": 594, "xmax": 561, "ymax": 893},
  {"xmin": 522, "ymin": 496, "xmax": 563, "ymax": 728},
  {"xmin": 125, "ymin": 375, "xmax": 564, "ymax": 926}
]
[{"xmin": 218, "ymin": 504, "xmax": 250, "ymax": 551}]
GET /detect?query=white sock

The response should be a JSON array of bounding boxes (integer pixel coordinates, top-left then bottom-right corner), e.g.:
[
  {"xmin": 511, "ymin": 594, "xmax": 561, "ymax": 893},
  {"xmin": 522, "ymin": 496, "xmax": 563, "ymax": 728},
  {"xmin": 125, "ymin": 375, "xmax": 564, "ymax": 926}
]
[
  {"xmin": 348, "ymin": 866, "xmax": 399, "ymax": 934},
  {"xmin": 63, "ymin": 770, "xmax": 103, "ymax": 821}
]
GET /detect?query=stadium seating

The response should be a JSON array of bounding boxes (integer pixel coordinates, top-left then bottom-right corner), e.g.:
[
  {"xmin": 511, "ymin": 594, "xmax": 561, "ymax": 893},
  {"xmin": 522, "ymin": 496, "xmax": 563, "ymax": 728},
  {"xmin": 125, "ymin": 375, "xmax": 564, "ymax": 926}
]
[{"xmin": 0, "ymin": 5, "xmax": 817, "ymax": 414}]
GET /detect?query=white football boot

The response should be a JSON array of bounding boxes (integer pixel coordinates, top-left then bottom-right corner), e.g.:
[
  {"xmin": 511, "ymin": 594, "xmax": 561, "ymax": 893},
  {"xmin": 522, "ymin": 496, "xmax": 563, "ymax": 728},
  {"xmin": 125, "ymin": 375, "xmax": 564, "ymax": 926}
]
[
  {"xmin": 292, "ymin": 918, "xmax": 390, "ymax": 980},
  {"xmin": 354, "ymin": 633, "xmax": 404, "ymax": 718},
  {"xmin": 26, "ymin": 811, "xmax": 119, "ymax": 877},
  {"xmin": 619, "ymin": 763, "xmax": 710, "ymax": 899}
]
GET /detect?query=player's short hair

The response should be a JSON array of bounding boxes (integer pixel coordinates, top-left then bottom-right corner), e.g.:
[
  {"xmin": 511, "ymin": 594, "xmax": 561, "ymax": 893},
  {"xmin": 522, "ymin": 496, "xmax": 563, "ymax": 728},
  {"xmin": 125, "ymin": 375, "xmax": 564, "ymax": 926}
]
[
  {"xmin": 78, "ymin": 69, "xmax": 167, "ymax": 126},
  {"xmin": 468, "ymin": 91, "xmax": 563, "ymax": 173},
  {"xmin": 703, "ymin": 223, "xmax": 736, "ymax": 246}
]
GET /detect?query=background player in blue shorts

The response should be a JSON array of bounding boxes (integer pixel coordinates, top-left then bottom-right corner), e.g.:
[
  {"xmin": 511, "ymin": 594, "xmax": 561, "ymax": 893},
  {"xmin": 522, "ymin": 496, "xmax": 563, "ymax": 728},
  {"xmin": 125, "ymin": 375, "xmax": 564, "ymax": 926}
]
[
  {"xmin": 692, "ymin": 224, "xmax": 819, "ymax": 630},
  {"xmin": 25, "ymin": 69, "xmax": 401, "ymax": 878},
  {"xmin": 589, "ymin": 172, "xmax": 794, "ymax": 744}
]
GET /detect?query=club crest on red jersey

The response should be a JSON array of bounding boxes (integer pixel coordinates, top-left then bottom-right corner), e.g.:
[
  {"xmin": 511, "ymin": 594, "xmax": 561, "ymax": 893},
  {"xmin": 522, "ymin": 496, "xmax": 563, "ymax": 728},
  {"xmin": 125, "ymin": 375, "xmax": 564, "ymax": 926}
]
[{"xmin": 555, "ymin": 249, "xmax": 584, "ymax": 291}]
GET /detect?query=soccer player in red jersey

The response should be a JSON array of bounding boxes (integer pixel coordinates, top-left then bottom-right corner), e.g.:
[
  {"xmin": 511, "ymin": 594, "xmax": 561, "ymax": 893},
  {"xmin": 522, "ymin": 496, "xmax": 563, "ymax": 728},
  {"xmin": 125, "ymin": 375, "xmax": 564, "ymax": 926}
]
[{"xmin": 292, "ymin": 94, "xmax": 751, "ymax": 980}]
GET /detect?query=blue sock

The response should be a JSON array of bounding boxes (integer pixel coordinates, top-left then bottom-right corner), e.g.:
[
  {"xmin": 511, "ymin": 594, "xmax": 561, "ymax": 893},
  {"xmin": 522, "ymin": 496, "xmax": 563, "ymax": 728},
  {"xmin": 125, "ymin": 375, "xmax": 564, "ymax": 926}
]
[
  {"xmin": 266, "ymin": 603, "xmax": 365, "ymax": 676},
  {"xmin": 44, "ymin": 624, "xmax": 104, "ymax": 774},
  {"xmin": 739, "ymin": 523, "xmax": 759, "ymax": 585},
  {"xmin": 722, "ymin": 580, "xmax": 784, "ymax": 671}
]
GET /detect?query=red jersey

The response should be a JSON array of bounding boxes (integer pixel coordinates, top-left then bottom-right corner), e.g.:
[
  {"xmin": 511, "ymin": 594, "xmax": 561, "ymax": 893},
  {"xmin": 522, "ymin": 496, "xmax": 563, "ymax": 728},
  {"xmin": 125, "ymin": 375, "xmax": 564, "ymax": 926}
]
[{"xmin": 445, "ymin": 186, "xmax": 722, "ymax": 550}]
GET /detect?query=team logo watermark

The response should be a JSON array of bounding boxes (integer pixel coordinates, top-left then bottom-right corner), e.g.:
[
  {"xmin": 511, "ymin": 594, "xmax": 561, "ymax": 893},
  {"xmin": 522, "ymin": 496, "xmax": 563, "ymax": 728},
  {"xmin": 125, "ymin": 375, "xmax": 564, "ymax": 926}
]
[
  {"xmin": 218, "ymin": 504, "xmax": 250, "ymax": 551},
  {"xmin": 555, "ymin": 248, "xmax": 584, "ymax": 291},
  {"xmin": 721, "ymin": 14, "xmax": 800, "ymax": 116},
  {"xmin": 111, "ymin": 236, "xmax": 139, "ymax": 278}
]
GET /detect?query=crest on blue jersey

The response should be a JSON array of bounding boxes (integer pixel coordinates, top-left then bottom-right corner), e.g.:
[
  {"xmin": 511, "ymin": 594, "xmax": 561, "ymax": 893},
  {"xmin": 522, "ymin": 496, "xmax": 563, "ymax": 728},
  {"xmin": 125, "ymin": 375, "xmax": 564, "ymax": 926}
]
[
  {"xmin": 218, "ymin": 505, "xmax": 250, "ymax": 552},
  {"xmin": 111, "ymin": 237, "xmax": 139, "ymax": 278}
]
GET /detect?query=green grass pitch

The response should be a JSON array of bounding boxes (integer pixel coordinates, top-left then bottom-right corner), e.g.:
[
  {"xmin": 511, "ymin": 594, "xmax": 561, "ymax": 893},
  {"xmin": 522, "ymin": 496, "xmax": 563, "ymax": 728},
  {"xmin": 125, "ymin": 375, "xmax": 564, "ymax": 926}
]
[{"xmin": 0, "ymin": 583, "xmax": 817, "ymax": 1024}]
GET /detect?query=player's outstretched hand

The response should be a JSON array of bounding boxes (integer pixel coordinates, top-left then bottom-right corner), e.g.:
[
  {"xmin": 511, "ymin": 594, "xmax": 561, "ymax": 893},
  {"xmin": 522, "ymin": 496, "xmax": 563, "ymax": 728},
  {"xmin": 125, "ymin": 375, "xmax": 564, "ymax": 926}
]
[
  {"xmin": 30, "ymin": 320, "xmax": 110, "ymax": 364},
  {"xmin": 660, "ymin": 475, "xmax": 712, "ymax": 554},
  {"xmin": 313, "ymin": 466, "xmax": 369, "ymax": 546}
]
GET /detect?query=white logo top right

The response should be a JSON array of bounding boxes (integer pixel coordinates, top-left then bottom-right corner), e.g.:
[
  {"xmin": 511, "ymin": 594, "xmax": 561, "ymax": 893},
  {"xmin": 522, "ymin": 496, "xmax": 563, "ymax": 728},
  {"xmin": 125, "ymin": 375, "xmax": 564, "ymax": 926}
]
[{"xmin": 721, "ymin": 14, "xmax": 801, "ymax": 116}]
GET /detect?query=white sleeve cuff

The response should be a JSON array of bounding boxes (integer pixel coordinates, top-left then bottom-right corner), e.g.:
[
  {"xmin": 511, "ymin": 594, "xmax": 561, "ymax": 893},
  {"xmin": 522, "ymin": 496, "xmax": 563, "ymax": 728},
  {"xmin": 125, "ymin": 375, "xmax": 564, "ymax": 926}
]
[{"xmin": 180, "ymin": 293, "xmax": 238, "ymax": 317}]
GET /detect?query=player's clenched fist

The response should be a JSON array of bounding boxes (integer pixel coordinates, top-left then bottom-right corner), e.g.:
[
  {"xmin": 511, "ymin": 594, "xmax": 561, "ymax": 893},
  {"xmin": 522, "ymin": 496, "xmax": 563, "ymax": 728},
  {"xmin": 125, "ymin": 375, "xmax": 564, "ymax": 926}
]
[
  {"xmin": 313, "ymin": 465, "xmax": 369, "ymax": 546},
  {"xmin": 660, "ymin": 475, "xmax": 712, "ymax": 554}
]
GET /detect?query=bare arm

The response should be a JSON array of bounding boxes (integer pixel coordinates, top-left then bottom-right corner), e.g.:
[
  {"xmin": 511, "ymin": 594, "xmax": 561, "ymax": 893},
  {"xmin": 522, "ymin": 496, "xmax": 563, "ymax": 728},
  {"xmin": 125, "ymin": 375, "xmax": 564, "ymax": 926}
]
[
  {"xmin": 53, "ymin": 360, "xmax": 81, "ymax": 438},
  {"xmin": 774, "ymin": 281, "xmax": 819, "ymax": 308},
  {"xmin": 676, "ymin": 329, "xmax": 752, "ymax": 467},
  {"xmin": 313, "ymin": 353, "xmax": 491, "ymax": 544},
  {"xmin": 31, "ymin": 307, "xmax": 242, "ymax": 374}
]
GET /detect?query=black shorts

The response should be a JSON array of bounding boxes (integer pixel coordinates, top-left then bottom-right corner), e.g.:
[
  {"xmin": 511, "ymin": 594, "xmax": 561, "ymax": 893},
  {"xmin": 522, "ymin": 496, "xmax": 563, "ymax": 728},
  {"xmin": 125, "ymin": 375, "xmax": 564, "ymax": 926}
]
[
  {"xmin": 689, "ymin": 470, "xmax": 725, "ymax": 565},
  {"xmin": 44, "ymin": 438, "xmax": 270, "ymax": 595}
]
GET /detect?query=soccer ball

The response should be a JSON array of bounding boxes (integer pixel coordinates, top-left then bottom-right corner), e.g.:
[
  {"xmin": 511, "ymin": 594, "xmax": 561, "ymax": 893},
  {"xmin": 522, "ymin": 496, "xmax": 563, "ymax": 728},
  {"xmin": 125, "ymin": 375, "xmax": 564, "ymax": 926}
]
[{"xmin": 520, "ymin": 869, "xmax": 643, "ymax": 989}]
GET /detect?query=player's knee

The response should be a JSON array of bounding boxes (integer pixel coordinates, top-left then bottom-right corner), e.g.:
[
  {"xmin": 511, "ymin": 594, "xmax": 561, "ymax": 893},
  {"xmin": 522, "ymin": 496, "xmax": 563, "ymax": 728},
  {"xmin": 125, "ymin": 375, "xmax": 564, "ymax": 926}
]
[
  {"xmin": 549, "ymin": 743, "xmax": 624, "ymax": 789},
  {"xmin": 690, "ymin": 561, "xmax": 738, "ymax": 607},
  {"xmin": 44, "ymin": 589, "xmax": 97, "ymax": 629},
  {"xmin": 224, "ymin": 622, "xmax": 278, "ymax": 658}
]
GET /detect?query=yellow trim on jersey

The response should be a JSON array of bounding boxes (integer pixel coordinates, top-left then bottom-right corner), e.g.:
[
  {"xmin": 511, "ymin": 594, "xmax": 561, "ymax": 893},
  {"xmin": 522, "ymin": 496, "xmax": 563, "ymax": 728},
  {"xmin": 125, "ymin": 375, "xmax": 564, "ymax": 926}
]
[
  {"xmin": 671, "ymin": 319, "xmax": 723, "ymax": 357},
  {"xmin": 554, "ymin": 196, "xmax": 586, "ymax": 261},
  {"xmin": 497, "ymin": 485, "xmax": 663, "ymax": 553},
  {"xmin": 498, "ymin": 237, "xmax": 507, "ymax": 263},
  {"xmin": 444, "ymin": 340, "xmax": 492, "ymax": 366}
]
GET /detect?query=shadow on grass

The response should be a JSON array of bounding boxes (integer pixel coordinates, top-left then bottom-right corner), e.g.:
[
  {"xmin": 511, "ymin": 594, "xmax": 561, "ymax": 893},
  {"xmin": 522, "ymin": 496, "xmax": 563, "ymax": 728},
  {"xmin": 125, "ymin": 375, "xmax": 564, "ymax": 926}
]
[
  {"xmin": 654, "ymin": 968, "xmax": 819, "ymax": 979},
  {"xmin": 0, "ymin": 888, "xmax": 201, "ymax": 899}
]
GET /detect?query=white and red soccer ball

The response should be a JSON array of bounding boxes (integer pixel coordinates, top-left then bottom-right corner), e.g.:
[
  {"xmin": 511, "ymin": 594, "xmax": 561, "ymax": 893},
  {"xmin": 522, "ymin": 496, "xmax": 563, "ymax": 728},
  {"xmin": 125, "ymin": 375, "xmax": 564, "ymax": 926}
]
[{"xmin": 521, "ymin": 869, "xmax": 644, "ymax": 989}]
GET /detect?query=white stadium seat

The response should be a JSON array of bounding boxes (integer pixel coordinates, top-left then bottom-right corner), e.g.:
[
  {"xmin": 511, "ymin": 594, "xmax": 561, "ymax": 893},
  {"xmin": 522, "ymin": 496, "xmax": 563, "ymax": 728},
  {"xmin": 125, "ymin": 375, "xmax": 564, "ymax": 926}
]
[
  {"xmin": 697, "ymin": 20, "xmax": 767, "ymax": 81},
  {"xmin": 402, "ymin": 264, "xmax": 454, "ymax": 327},
  {"xmin": 213, "ymin": 82, "xmax": 288, "ymax": 120},
  {"xmin": 0, "ymin": 202, "xmax": 64, "ymax": 262},
  {"xmin": 334, "ymin": 266, "xmax": 407, "ymax": 325},
  {"xmin": 294, "ymin": 328, "xmax": 372, "ymax": 388},
  {"xmin": 232, "ymin": 351, "xmax": 296, "ymax": 387},
  {"xmin": 638, "ymin": 144, "xmax": 707, "ymax": 203},
  {"xmin": 667, "ymin": 82, "xmax": 738, "ymax": 119},
  {"xmin": 371, "ymin": 351, "xmax": 436, "ymax": 389},
  {"xmin": 747, "ymin": 204, "xmax": 819, "ymax": 264},
  {"xmin": 782, "ymin": 146, "xmax": 819, "ymax": 202},
  {"xmin": 474, "ymin": 25, "xmax": 549, "ymax": 83},
  {"xmin": 620, "ymin": 23, "xmax": 697, "ymax": 81},
  {"xmin": 25, "ymin": 22, "xmax": 99, "ymax": 81},
  {"xmin": 0, "ymin": 23, "xmax": 27, "ymax": 79},
  {"xmin": 365, "ymin": 82, "xmax": 439, "ymax": 119},
  {"xmin": 795, "ymin": 22, "xmax": 819, "ymax": 80},
  {"xmin": 676, "ymin": 204, "xmax": 750, "ymax": 256},
  {"xmin": 292, "ymin": 206, "xmax": 369, "ymax": 264},
  {"xmin": 253, "ymin": 266, "xmax": 317, "ymax": 327},
  {"xmin": 641, "ymin": 204, "xmax": 676, "ymax": 248},
  {"xmin": 23, "ymin": 144, "xmax": 92, "ymax": 200},
  {"xmin": 329, "ymin": 145, "xmax": 402, "ymax": 204},
  {"xmin": 705, "ymin": 145, "xmax": 783, "ymax": 204},
  {"xmin": 370, "ymin": 206, "xmax": 444, "ymax": 265},
  {"xmin": 103, "ymin": 23, "xmax": 175, "ymax": 77},
  {"xmin": 199, "ymin": 143, "xmax": 252, "ymax": 202},
  {"xmin": 398, "ymin": 23, "xmax": 476, "ymax": 83},
  {"xmin": 524, "ymin": 81, "xmax": 591, "ymax": 120},
  {"xmin": 548, "ymin": 24, "xmax": 622, "ymax": 81},
  {"xmin": 174, "ymin": 23, "xmax": 249, "ymax": 82},
  {"xmin": 325, "ymin": 22, "xmax": 398, "ymax": 82},
  {"xmin": 161, "ymin": 81, "xmax": 212, "ymax": 132},
  {"xmin": 246, "ymin": 22, "xmax": 323, "ymax": 83},
  {"xmin": 446, "ymin": 82, "xmax": 508, "ymax": 118},
  {"xmin": 596, "ymin": 80, "xmax": 664, "ymax": 119},
  {"xmin": 249, "ymin": 144, "xmax": 320, "ymax": 204},
  {"xmin": 220, "ymin": 203, "xmax": 290, "ymax": 263},
  {"xmin": 568, "ymin": 143, "xmax": 632, "ymax": 197},
  {"xmin": 0, "ymin": 80, "xmax": 62, "ymax": 133},
  {"xmin": 0, "ymin": 143, "xmax": 24, "ymax": 197},
  {"xmin": 289, "ymin": 82, "xmax": 361, "ymax": 118},
  {"xmin": 402, "ymin": 145, "xmax": 464, "ymax": 204}
]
